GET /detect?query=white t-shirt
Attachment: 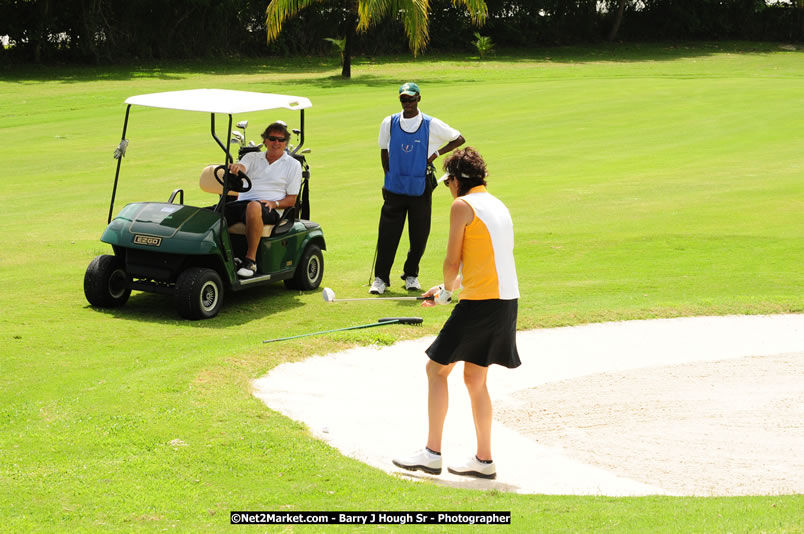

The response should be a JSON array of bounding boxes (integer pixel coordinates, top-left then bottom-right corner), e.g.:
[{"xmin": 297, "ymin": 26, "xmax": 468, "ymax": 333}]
[
  {"xmin": 378, "ymin": 111, "xmax": 461, "ymax": 157},
  {"xmin": 237, "ymin": 151, "xmax": 302, "ymax": 202}
]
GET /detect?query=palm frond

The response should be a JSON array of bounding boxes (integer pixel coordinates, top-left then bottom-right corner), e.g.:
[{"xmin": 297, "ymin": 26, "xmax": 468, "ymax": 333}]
[
  {"xmin": 452, "ymin": 0, "xmax": 488, "ymax": 26},
  {"xmin": 398, "ymin": 0, "xmax": 431, "ymax": 57},
  {"xmin": 268, "ymin": 0, "xmax": 488, "ymax": 57},
  {"xmin": 265, "ymin": 0, "xmax": 325, "ymax": 42},
  {"xmin": 356, "ymin": 0, "xmax": 394, "ymax": 32},
  {"xmin": 356, "ymin": 0, "xmax": 430, "ymax": 56}
]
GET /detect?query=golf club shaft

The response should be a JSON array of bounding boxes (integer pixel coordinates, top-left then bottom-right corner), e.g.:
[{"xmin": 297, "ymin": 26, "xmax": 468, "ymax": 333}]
[
  {"xmin": 368, "ymin": 241, "xmax": 378, "ymax": 285},
  {"xmin": 333, "ymin": 295, "xmax": 433, "ymax": 302},
  {"xmin": 263, "ymin": 319, "xmax": 402, "ymax": 343}
]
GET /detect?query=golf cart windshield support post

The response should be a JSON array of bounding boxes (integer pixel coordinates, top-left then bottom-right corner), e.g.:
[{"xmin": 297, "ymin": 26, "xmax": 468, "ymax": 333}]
[
  {"xmin": 210, "ymin": 113, "xmax": 234, "ymax": 166},
  {"xmin": 292, "ymin": 110, "xmax": 305, "ymax": 155},
  {"xmin": 108, "ymin": 104, "xmax": 132, "ymax": 224},
  {"xmin": 210, "ymin": 113, "xmax": 234, "ymax": 264},
  {"xmin": 211, "ymin": 114, "xmax": 235, "ymax": 209}
]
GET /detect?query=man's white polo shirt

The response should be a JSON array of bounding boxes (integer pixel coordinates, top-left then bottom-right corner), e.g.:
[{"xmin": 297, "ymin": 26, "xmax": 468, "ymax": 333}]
[{"xmin": 237, "ymin": 151, "xmax": 302, "ymax": 202}]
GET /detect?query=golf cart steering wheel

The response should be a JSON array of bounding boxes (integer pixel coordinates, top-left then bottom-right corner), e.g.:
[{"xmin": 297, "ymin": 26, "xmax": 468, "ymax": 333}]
[{"xmin": 214, "ymin": 165, "xmax": 252, "ymax": 193}]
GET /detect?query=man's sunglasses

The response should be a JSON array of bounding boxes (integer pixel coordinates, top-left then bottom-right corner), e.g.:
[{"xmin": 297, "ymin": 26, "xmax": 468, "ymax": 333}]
[
  {"xmin": 399, "ymin": 96, "xmax": 417, "ymax": 103},
  {"xmin": 265, "ymin": 135, "xmax": 288, "ymax": 142}
]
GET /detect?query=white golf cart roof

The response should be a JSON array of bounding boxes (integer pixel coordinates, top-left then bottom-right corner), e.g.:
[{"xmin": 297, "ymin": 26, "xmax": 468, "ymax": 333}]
[{"xmin": 124, "ymin": 89, "xmax": 312, "ymax": 114}]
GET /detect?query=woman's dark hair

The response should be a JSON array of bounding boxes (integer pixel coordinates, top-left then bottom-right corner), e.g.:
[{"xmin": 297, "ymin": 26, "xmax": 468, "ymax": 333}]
[{"xmin": 442, "ymin": 147, "xmax": 488, "ymax": 196}]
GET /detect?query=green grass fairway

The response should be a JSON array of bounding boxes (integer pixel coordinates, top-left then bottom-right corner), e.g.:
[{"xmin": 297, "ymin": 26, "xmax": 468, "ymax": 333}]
[{"xmin": 1, "ymin": 43, "xmax": 802, "ymax": 532}]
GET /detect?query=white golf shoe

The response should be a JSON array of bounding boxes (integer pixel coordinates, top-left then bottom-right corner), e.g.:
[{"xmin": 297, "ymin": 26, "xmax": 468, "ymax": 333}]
[
  {"xmin": 392, "ymin": 449, "xmax": 442, "ymax": 475},
  {"xmin": 369, "ymin": 277, "xmax": 387, "ymax": 295},
  {"xmin": 404, "ymin": 276, "xmax": 421, "ymax": 291},
  {"xmin": 237, "ymin": 258, "xmax": 257, "ymax": 278},
  {"xmin": 448, "ymin": 456, "xmax": 497, "ymax": 479}
]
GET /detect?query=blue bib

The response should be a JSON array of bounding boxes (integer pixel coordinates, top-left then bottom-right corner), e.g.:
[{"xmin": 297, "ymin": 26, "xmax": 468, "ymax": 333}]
[{"xmin": 385, "ymin": 113, "xmax": 431, "ymax": 196}]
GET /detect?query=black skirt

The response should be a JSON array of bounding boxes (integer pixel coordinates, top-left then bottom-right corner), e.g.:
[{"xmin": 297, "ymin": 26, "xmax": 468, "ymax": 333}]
[{"xmin": 426, "ymin": 299, "xmax": 521, "ymax": 369}]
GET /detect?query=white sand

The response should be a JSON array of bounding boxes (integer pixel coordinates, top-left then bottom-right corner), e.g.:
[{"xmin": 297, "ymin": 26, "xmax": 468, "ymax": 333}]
[{"xmin": 252, "ymin": 314, "xmax": 804, "ymax": 496}]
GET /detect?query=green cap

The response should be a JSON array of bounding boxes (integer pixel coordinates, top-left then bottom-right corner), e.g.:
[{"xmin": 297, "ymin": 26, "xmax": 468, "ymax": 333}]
[{"xmin": 399, "ymin": 82, "xmax": 421, "ymax": 97}]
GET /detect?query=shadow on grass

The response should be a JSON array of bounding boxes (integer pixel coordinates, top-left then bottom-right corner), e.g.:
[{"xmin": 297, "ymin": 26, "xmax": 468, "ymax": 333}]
[
  {"xmin": 2, "ymin": 41, "xmax": 791, "ymax": 84},
  {"xmin": 84, "ymin": 283, "xmax": 308, "ymax": 328}
]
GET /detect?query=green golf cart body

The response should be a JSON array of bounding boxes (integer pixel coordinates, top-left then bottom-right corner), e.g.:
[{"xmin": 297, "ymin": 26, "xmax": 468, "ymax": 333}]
[{"xmin": 84, "ymin": 89, "xmax": 326, "ymax": 319}]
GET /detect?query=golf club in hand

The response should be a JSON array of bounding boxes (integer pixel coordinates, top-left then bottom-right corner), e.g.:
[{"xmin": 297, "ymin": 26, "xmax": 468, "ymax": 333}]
[{"xmin": 321, "ymin": 287, "xmax": 433, "ymax": 303}]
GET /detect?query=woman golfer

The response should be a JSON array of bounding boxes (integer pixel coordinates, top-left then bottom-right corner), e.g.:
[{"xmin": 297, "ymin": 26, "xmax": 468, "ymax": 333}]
[{"xmin": 392, "ymin": 147, "xmax": 520, "ymax": 480}]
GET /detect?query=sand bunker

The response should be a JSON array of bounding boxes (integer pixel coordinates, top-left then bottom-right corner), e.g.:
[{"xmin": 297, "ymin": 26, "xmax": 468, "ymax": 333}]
[
  {"xmin": 496, "ymin": 353, "xmax": 803, "ymax": 496},
  {"xmin": 253, "ymin": 314, "xmax": 804, "ymax": 496}
]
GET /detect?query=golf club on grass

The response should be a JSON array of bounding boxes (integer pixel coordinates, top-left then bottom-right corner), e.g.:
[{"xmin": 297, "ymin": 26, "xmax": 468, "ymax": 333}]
[
  {"xmin": 322, "ymin": 287, "xmax": 433, "ymax": 303},
  {"xmin": 263, "ymin": 317, "xmax": 423, "ymax": 343}
]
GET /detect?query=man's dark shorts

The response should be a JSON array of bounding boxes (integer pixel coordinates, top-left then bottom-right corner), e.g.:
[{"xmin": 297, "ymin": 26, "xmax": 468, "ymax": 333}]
[{"xmin": 224, "ymin": 200, "xmax": 281, "ymax": 226}]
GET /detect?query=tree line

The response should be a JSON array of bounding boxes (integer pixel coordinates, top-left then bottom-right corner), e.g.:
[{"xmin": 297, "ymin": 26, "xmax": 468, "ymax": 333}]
[{"xmin": 0, "ymin": 0, "xmax": 800, "ymax": 65}]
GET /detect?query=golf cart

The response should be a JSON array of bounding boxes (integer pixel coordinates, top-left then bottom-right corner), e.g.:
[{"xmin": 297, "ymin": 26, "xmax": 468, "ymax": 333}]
[{"xmin": 84, "ymin": 89, "xmax": 326, "ymax": 319}]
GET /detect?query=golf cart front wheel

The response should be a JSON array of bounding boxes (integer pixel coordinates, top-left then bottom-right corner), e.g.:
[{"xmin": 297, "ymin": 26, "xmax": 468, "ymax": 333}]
[
  {"xmin": 84, "ymin": 254, "xmax": 131, "ymax": 308},
  {"xmin": 175, "ymin": 267, "xmax": 224, "ymax": 320},
  {"xmin": 285, "ymin": 244, "xmax": 324, "ymax": 291}
]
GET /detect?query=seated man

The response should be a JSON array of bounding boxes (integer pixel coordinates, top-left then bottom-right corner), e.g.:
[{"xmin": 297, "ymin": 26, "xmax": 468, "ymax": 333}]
[{"xmin": 225, "ymin": 121, "xmax": 301, "ymax": 278}]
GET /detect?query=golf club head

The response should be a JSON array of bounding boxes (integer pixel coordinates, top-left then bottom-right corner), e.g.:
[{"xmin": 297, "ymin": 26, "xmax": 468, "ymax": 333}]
[
  {"xmin": 236, "ymin": 120, "xmax": 248, "ymax": 131},
  {"xmin": 322, "ymin": 287, "xmax": 336, "ymax": 302},
  {"xmin": 231, "ymin": 131, "xmax": 244, "ymax": 146}
]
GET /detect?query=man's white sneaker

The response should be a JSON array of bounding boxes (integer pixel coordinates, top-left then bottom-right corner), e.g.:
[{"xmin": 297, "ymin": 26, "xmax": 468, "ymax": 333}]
[
  {"xmin": 369, "ymin": 277, "xmax": 387, "ymax": 295},
  {"xmin": 392, "ymin": 449, "xmax": 442, "ymax": 475},
  {"xmin": 236, "ymin": 258, "xmax": 257, "ymax": 278},
  {"xmin": 447, "ymin": 456, "xmax": 496, "ymax": 479},
  {"xmin": 404, "ymin": 276, "xmax": 421, "ymax": 291}
]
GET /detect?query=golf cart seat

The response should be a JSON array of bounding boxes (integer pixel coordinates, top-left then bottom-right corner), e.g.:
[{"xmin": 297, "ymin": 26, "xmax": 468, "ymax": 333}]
[
  {"xmin": 199, "ymin": 165, "xmax": 295, "ymax": 237},
  {"xmin": 229, "ymin": 206, "xmax": 296, "ymax": 237},
  {"xmin": 200, "ymin": 165, "xmax": 239, "ymax": 197},
  {"xmin": 227, "ymin": 222, "xmax": 274, "ymax": 238}
]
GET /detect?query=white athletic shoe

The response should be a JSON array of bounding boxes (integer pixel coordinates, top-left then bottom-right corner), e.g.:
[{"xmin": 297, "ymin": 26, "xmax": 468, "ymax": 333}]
[
  {"xmin": 404, "ymin": 276, "xmax": 421, "ymax": 291},
  {"xmin": 448, "ymin": 456, "xmax": 497, "ymax": 479},
  {"xmin": 369, "ymin": 277, "xmax": 387, "ymax": 295},
  {"xmin": 392, "ymin": 449, "xmax": 442, "ymax": 475},
  {"xmin": 237, "ymin": 258, "xmax": 257, "ymax": 278}
]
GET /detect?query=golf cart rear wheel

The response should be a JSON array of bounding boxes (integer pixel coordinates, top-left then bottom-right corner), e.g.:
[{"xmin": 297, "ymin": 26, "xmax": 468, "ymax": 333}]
[
  {"xmin": 84, "ymin": 254, "xmax": 131, "ymax": 308},
  {"xmin": 285, "ymin": 244, "xmax": 323, "ymax": 291},
  {"xmin": 175, "ymin": 267, "xmax": 224, "ymax": 320}
]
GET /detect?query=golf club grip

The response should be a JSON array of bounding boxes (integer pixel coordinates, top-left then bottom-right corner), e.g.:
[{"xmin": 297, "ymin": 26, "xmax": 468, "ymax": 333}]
[
  {"xmin": 378, "ymin": 317, "xmax": 423, "ymax": 325},
  {"xmin": 418, "ymin": 295, "xmax": 435, "ymax": 300}
]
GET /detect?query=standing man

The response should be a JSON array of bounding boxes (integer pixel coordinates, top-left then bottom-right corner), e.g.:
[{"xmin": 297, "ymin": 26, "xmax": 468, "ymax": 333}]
[
  {"xmin": 370, "ymin": 82, "xmax": 465, "ymax": 294},
  {"xmin": 226, "ymin": 121, "xmax": 301, "ymax": 278}
]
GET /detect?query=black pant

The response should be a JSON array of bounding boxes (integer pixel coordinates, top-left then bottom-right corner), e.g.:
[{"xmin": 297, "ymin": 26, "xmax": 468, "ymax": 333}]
[
  {"xmin": 374, "ymin": 188, "xmax": 432, "ymax": 285},
  {"xmin": 223, "ymin": 200, "xmax": 281, "ymax": 226}
]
